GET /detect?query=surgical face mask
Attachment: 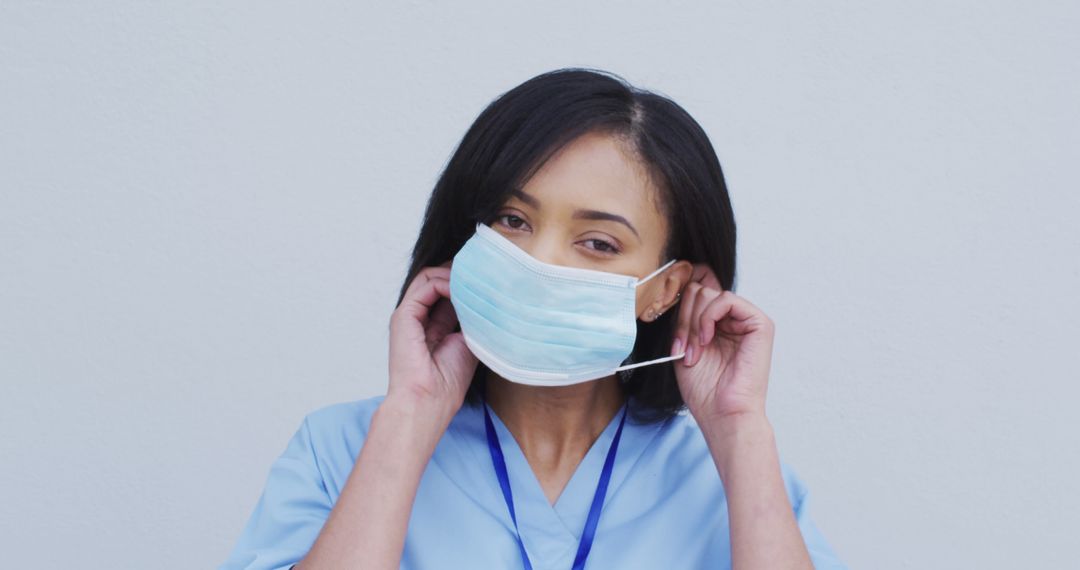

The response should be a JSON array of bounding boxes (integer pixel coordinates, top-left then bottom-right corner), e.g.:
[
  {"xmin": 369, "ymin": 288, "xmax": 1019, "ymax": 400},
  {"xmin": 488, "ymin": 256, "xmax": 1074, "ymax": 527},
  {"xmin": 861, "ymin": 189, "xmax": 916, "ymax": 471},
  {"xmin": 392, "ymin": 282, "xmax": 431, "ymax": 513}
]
[{"xmin": 449, "ymin": 222, "xmax": 686, "ymax": 387}]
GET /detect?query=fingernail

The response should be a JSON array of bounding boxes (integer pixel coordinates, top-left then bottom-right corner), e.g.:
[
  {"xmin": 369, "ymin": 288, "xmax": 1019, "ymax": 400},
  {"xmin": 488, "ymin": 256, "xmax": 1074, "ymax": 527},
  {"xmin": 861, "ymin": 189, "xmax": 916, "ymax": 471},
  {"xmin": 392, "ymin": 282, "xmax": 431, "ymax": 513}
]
[
  {"xmin": 685, "ymin": 344, "xmax": 694, "ymax": 363},
  {"xmin": 672, "ymin": 337, "xmax": 683, "ymax": 356}
]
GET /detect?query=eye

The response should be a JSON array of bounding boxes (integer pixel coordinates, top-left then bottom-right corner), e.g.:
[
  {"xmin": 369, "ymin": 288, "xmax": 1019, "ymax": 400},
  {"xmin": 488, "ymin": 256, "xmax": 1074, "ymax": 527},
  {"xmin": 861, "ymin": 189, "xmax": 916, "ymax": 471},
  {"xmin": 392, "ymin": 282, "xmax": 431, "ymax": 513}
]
[
  {"xmin": 581, "ymin": 238, "xmax": 621, "ymax": 255},
  {"xmin": 495, "ymin": 213, "xmax": 530, "ymax": 231}
]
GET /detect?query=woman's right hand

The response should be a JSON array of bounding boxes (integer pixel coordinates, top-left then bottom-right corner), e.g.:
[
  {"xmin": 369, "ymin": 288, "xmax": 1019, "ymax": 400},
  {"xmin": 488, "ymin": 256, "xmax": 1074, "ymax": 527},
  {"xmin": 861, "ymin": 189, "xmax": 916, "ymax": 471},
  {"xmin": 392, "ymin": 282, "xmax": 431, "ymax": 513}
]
[
  {"xmin": 296, "ymin": 261, "xmax": 475, "ymax": 570},
  {"xmin": 386, "ymin": 261, "xmax": 478, "ymax": 420}
]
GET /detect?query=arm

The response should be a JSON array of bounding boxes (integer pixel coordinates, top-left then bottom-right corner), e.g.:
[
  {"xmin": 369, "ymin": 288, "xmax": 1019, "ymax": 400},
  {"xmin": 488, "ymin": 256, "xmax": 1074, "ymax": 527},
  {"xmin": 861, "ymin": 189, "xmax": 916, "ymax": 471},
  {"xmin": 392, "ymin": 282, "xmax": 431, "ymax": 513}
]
[
  {"xmin": 298, "ymin": 261, "xmax": 477, "ymax": 569},
  {"xmin": 667, "ymin": 264, "xmax": 818, "ymax": 570},
  {"xmin": 221, "ymin": 263, "xmax": 475, "ymax": 570},
  {"xmin": 294, "ymin": 395, "xmax": 454, "ymax": 570},
  {"xmin": 703, "ymin": 414, "xmax": 814, "ymax": 570}
]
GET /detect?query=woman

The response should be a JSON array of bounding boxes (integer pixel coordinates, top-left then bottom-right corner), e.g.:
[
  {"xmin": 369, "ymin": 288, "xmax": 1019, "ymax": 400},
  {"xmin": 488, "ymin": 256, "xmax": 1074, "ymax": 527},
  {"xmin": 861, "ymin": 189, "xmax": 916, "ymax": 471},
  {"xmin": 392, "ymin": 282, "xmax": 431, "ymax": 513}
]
[{"xmin": 220, "ymin": 68, "xmax": 848, "ymax": 570}]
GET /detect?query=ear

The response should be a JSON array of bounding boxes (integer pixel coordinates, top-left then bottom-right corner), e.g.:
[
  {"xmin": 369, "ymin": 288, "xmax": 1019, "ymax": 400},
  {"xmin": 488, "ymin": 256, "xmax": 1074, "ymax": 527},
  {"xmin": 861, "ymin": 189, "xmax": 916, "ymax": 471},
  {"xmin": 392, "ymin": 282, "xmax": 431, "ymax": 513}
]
[{"xmin": 636, "ymin": 260, "xmax": 693, "ymax": 322}]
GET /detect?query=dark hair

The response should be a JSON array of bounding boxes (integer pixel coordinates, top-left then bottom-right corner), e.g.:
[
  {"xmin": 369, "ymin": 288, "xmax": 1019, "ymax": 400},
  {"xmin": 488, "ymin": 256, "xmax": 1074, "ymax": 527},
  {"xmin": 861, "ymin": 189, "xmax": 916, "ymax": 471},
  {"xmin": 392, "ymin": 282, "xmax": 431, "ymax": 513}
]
[{"xmin": 395, "ymin": 67, "xmax": 737, "ymax": 425}]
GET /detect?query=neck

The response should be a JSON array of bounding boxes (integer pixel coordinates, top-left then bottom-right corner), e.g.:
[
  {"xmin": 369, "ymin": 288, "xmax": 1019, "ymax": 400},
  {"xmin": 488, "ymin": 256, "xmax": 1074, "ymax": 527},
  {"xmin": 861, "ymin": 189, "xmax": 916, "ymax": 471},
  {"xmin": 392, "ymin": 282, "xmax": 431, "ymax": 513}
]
[{"xmin": 484, "ymin": 372, "xmax": 626, "ymax": 464}]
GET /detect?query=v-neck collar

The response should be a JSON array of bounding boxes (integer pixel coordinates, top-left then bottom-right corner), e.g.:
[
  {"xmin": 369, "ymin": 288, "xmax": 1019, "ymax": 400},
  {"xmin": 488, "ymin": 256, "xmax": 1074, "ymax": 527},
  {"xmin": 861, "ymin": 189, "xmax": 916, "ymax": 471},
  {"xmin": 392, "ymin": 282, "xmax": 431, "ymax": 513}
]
[{"xmin": 431, "ymin": 396, "xmax": 667, "ymax": 565}]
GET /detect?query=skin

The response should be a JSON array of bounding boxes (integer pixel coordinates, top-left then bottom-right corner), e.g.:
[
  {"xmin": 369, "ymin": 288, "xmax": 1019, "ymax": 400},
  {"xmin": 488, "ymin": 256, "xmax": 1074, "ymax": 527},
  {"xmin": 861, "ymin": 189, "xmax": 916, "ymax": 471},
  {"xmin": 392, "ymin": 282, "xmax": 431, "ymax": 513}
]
[{"xmin": 296, "ymin": 131, "xmax": 815, "ymax": 569}]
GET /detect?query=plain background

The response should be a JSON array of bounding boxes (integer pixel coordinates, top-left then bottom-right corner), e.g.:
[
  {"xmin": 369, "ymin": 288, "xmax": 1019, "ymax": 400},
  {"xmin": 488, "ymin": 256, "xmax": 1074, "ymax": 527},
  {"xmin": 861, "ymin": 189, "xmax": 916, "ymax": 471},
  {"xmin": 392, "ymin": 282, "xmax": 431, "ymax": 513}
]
[{"xmin": 2, "ymin": 2, "xmax": 1078, "ymax": 568}]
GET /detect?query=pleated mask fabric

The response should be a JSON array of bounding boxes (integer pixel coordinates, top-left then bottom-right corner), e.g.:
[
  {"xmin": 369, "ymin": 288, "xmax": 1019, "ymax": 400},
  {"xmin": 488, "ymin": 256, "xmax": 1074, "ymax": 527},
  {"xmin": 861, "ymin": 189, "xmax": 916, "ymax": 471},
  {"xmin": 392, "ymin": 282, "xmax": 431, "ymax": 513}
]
[{"xmin": 449, "ymin": 222, "xmax": 685, "ymax": 386}]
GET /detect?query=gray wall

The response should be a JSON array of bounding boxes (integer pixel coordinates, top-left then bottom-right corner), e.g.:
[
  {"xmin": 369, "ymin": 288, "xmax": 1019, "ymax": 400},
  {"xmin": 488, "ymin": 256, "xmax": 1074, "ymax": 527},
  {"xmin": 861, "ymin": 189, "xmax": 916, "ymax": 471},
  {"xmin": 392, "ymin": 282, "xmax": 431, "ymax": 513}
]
[{"xmin": 2, "ymin": 2, "xmax": 1077, "ymax": 568}]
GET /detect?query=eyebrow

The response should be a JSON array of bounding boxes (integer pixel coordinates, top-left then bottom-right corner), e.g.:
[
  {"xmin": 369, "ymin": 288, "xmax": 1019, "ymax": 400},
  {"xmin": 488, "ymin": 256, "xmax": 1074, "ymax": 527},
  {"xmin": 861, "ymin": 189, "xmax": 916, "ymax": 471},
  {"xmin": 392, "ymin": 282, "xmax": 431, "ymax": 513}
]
[{"xmin": 511, "ymin": 189, "xmax": 641, "ymax": 241}]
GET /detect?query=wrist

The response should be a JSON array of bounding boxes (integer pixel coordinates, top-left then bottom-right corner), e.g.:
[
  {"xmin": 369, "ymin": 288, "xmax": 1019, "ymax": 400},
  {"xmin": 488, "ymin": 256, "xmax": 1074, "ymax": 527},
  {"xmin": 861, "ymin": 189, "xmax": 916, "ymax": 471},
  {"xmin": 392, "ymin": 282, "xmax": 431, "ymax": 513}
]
[
  {"xmin": 700, "ymin": 411, "xmax": 772, "ymax": 439},
  {"xmin": 380, "ymin": 392, "xmax": 458, "ymax": 430},
  {"xmin": 699, "ymin": 412, "xmax": 775, "ymax": 481},
  {"xmin": 685, "ymin": 398, "xmax": 770, "ymax": 437}
]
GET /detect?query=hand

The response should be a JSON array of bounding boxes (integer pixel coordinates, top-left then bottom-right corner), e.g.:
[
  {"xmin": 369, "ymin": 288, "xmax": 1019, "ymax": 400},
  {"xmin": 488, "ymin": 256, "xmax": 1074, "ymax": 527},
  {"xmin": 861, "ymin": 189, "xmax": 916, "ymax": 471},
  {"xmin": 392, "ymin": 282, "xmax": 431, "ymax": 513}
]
[
  {"xmin": 670, "ymin": 264, "xmax": 776, "ymax": 425},
  {"xmin": 387, "ymin": 261, "xmax": 478, "ymax": 419}
]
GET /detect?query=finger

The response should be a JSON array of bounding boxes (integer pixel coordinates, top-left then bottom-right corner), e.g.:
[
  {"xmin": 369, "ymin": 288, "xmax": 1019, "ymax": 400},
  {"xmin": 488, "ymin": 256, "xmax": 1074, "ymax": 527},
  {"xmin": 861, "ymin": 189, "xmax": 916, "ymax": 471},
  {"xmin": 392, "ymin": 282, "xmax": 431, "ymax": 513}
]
[
  {"xmin": 673, "ymin": 282, "xmax": 701, "ymax": 358},
  {"xmin": 721, "ymin": 290, "xmax": 770, "ymax": 324},
  {"xmin": 397, "ymin": 267, "xmax": 451, "ymax": 324},
  {"xmin": 702, "ymin": 291, "xmax": 773, "ymax": 345},
  {"xmin": 432, "ymin": 330, "xmax": 478, "ymax": 385},
  {"xmin": 687, "ymin": 286, "xmax": 721, "ymax": 365},
  {"xmin": 397, "ymin": 274, "xmax": 451, "ymax": 325},
  {"xmin": 426, "ymin": 293, "xmax": 460, "ymax": 349},
  {"xmin": 698, "ymin": 294, "xmax": 735, "ymax": 348},
  {"xmin": 691, "ymin": 263, "xmax": 722, "ymax": 291},
  {"xmin": 400, "ymin": 266, "xmax": 452, "ymax": 308}
]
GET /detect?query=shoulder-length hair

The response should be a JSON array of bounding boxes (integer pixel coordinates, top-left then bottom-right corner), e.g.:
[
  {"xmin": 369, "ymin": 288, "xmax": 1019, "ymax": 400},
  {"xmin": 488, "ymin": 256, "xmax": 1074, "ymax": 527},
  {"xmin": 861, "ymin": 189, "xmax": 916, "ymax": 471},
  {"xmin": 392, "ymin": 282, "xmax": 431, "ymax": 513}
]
[{"xmin": 395, "ymin": 67, "xmax": 737, "ymax": 425}]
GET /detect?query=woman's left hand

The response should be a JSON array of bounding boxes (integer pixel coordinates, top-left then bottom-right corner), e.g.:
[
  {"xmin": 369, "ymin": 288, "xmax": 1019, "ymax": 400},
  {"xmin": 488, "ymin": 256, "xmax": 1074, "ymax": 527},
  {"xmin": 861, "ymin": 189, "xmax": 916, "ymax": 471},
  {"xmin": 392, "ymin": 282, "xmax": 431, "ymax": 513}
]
[{"xmin": 670, "ymin": 263, "xmax": 776, "ymax": 425}]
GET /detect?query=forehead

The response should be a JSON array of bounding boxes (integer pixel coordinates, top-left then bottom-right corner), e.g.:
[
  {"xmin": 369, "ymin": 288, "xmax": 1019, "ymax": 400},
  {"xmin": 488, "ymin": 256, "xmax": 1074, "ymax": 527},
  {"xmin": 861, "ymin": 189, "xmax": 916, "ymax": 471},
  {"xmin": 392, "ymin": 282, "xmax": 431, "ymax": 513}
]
[{"xmin": 516, "ymin": 131, "xmax": 664, "ymax": 230}]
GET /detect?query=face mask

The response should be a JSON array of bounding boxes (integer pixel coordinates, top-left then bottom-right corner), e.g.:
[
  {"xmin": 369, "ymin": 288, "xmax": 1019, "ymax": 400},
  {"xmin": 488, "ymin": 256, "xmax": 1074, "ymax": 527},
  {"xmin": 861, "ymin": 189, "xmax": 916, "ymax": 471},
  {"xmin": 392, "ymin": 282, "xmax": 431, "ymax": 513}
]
[{"xmin": 449, "ymin": 222, "xmax": 686, "ymax": 387}]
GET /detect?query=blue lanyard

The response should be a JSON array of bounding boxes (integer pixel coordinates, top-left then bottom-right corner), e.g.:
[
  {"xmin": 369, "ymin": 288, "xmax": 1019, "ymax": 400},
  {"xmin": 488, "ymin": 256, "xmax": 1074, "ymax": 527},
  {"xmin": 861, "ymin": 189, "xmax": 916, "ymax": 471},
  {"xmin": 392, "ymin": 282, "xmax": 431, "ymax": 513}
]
[{"xmin": 481, "ymin": 394, "xmax": 628, "ymax": 570}]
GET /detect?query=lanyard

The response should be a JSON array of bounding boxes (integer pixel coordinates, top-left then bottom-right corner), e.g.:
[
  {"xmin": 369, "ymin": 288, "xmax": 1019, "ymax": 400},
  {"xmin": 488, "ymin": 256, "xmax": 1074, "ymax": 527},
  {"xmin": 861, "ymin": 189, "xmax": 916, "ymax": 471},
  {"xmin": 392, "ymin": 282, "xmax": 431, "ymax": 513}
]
[{"xmin": 481, "ymin": 394, "xmax": 628, "ymax": 570}]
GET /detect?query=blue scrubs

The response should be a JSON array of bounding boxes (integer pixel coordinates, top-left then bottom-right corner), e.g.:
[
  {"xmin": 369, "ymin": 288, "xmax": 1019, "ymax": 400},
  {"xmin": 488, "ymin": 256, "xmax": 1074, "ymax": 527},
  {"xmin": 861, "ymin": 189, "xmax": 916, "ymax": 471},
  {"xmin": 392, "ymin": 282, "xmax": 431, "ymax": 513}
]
[{"xmin": 220, "ymin": 395, "xmax": 849, "ymax": 570}]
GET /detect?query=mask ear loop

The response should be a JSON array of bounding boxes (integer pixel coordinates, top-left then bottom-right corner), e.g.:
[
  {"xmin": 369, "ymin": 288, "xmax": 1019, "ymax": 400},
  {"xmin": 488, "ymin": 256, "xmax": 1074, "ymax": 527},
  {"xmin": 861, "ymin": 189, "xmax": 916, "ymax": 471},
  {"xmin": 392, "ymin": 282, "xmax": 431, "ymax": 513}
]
[
  {"xmin": 613, "ymin": 351, "xmax": 685, "ymax": 372},
  {"xmin": 635, "ymin": 258, "xmax": 678, "ymax": 287},
  {"xmin": 618, "ymin": 258, "xmax": 687, "ymax": 372}
]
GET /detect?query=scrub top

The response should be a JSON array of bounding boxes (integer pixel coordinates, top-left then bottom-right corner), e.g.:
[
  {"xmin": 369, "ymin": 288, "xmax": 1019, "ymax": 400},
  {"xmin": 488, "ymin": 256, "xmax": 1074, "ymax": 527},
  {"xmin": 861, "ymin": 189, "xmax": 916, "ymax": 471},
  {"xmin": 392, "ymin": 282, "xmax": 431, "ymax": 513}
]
[{"xmin": 220, "ymin": 394, "xmax": 849, "ymax": 570}]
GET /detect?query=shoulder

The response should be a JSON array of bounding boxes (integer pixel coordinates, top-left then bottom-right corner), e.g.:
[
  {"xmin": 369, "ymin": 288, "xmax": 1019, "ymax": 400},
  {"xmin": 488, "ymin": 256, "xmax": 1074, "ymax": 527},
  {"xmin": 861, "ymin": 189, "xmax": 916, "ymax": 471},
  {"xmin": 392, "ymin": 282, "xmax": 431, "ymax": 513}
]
[
  {"xmin": 302, "ymin": 393, "xmax": 387, "ymax": 437},
  {"xmin": 664, "ymin": 412, "xmax": 848, "ymax": 568},
  {"xmin": 219, "ymin": 395, "xmax": 390, "ymax": 569},
  {"xmin": 299, "ymin": 393, "xmax": 388, "ymax": 449},
  {"xmin": 288, "ymin": 394, "xmax": 388, "ymax": 495}
]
